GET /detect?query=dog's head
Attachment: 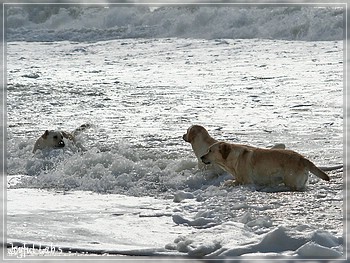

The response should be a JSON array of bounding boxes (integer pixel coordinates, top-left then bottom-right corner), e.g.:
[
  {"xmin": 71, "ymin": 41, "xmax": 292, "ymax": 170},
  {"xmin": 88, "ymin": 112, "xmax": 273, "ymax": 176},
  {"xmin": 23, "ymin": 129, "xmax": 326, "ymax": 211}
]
[
  {"xmin": 201, "ymin": 142, "xmax": 231, "ymax": 165},
  {"xmin": 183, "ymin": 125, "xmax": 210, "ymax": 144},
  {"xmin": 41, "ymin": 130, "xmax": 66, "ymax": 149}
]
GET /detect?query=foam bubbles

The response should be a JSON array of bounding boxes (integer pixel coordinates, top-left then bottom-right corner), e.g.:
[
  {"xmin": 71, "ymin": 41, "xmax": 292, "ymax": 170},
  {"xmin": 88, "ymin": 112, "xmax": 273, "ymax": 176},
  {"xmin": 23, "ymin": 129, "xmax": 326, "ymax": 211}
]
[{"xmin": 9, "ymin": 136, "xmax": 204, "ymax": 196}]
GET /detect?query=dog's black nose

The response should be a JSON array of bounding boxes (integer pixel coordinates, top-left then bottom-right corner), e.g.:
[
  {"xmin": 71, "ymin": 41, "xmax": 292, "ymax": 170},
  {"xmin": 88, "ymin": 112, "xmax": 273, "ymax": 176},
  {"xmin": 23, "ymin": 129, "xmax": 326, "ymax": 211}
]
[
  {"xmin": 201, "ymin": 156, "xmax": 210, "ymax": 165},
  {"xmin": 58, "ymin": 141, "xmax": 65, "ymax": 147}
]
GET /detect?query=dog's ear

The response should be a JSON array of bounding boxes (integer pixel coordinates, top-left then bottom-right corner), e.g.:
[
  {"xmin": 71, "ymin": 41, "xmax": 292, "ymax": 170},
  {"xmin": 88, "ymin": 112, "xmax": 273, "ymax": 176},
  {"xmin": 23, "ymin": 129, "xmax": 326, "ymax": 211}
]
[
  {"xmin": 42, "ymin": 130, "xmax": 49, "ymax": 139},
  {"xmin": 187, "ymin": 125, "xmax": 203, "ymax": 142},
  {"xmin": 187, "ymin": 131, "xmax": 194, "ymax": 143},
  {"xmin": 186, "ymin": 127, "xmax": 196, "ymax": 143},
  {"xmin": 219, "ymin": 143, "xmax": 230, "ymax": 160}
]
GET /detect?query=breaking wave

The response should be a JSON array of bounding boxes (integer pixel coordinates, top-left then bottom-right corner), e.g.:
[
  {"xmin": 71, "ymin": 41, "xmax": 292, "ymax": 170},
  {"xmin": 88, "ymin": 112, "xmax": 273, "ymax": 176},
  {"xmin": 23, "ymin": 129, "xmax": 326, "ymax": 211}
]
[{"xmin": 6, "ymin": 5, "xmax": 344, "ymax": 42}]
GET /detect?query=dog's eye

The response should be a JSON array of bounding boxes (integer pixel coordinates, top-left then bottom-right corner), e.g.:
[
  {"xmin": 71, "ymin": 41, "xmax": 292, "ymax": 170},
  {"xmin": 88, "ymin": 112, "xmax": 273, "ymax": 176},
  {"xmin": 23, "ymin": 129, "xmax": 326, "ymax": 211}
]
[{"xmin": 53, "ymin": 135, "xmax": 58, "ymax": 139}]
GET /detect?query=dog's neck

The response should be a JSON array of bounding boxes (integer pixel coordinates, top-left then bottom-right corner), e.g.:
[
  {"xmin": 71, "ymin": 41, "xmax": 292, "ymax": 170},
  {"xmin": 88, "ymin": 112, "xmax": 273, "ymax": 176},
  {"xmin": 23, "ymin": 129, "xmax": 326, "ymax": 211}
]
[{"xmin": 192, "ymin": 137, "xmax": 217, "ymax": 159}]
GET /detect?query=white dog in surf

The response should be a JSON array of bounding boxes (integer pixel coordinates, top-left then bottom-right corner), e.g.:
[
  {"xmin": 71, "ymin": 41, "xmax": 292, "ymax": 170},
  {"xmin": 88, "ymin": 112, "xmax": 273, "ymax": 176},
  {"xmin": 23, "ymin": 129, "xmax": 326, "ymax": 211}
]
[{"xmin": 33, "ymin": 124, "xmax": 92, "ymax": 153}]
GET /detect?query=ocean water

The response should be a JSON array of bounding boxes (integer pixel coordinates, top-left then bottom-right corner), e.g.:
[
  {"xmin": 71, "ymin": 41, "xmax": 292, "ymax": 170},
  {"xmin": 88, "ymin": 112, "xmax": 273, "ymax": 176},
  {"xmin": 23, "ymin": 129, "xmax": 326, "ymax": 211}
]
[
  {"xmin": 5, "ymin": 5, "xmax": 345, "ymax": 259},
  {"xmin": 7, "ymin": 37, "xmax": 343, "ymax": 194}
]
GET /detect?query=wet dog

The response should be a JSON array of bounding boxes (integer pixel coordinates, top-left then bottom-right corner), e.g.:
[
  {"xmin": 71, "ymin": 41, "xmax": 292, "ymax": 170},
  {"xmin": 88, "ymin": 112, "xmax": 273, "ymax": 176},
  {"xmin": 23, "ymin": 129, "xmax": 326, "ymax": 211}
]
[
  {"xmin": 183, "ymin": 125, "xmax": 222, "ymax": 174},
  {"xmin": 183, "ymin": 125, "xmax": 285, "ymax": 174},
  {"xmin": 201, "ymin": 141, "xmax": 330, "ymax": 191},
  {"xmin": 32, "ymin": 124, "xmax": 91, "ymax": 153}
]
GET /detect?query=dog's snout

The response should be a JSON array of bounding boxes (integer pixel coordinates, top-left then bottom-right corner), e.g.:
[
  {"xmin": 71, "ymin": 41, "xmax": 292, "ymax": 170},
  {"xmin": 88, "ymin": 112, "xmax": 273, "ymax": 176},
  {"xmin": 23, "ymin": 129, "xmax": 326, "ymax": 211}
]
[
  {"xmin": 58, "ymin": 140, "xmax": 65, "ymax": 147},
  {"xmin": 183, "ymin": 134, "xmax": 188, "ymax": 142}
]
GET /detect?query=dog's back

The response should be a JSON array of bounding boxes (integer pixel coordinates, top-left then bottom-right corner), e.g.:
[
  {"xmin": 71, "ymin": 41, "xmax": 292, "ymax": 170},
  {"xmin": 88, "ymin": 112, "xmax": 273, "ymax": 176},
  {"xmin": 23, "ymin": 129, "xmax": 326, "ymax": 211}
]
[
  {"xmin": 241, "ymin": 147, "xmax": 330, "ymax": 189},
  {"xmin": 72, "ymin": 123, "xmax": 93, "ymax": 137}
]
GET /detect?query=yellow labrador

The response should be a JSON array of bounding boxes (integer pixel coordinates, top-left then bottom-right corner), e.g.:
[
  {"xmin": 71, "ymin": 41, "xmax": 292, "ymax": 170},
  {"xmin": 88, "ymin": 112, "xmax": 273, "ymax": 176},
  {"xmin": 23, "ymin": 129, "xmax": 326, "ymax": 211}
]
[
  {"xmin": 183, "ymin": 125, "xmax": 285, "ymax": 174},
  {"xmin": 183, "ymin": 125, "xmax": 218, "ymax": 164},
  {"xmin": 201, "ymin": 141, "xmax": 330, "ymax": 191},
  {"xmin": 33, "ymin": 124, "xmax": 91, "ymax": 153},
  {"xmin": 183, "ymin": 125, "xmax": 222, "ymax": 173}
]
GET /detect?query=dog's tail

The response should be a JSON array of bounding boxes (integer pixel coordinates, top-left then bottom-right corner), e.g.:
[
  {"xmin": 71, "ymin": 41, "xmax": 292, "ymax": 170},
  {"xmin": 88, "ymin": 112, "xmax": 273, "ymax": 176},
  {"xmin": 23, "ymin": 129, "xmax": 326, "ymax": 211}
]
[
  {"xmin": 72, "ymin": 123, "xmax": 93, "ymax": 136},
  {"xmin": 304, "ymin": 158, "xmax": 330, "ymax": 181},
  {"xmin": 318, "ymin": 164, "xmax": 343, "ymax": 172}
]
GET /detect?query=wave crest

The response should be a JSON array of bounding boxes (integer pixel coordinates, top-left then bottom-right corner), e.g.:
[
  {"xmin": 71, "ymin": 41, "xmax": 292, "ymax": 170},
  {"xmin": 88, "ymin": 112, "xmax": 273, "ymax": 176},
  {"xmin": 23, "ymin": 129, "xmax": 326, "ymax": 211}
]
[{"xmin": 6, "ymin": 6, "xmax": 344, "ymax": 42}]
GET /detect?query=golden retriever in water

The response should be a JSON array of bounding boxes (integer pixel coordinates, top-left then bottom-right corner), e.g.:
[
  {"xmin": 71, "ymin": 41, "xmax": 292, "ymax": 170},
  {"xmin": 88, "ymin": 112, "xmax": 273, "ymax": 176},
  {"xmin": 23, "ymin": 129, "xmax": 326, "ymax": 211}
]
[
  {"xmin": 183, "ymin": 125, "xmax": 219, "ymax": 171},
  {"xmin": 32, "ymin": 124, "xmax": 91, "ymax": 153},
  {"xmin": 183, "ymin": 125, "xmax": 285, "ymax": 174},
  {"xmin": 201, "ymin": 141, "xmax": 330, "ymax": 191}
]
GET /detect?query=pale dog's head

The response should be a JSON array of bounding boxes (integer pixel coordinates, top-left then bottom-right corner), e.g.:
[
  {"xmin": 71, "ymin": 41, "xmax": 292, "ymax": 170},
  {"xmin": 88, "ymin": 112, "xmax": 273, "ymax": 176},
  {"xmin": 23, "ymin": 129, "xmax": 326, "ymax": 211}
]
[
  {"xmin": 201, "ymin": 142, "xmax": 231, "ymax": 165},
  {"xmin": 34, "ymin": 130, "xmax": 75, "ymax": 153},
  {"xmin": 40, "ymin": 130, "xmax": 66, "ymax": 149},
  {"xmin": 183, "ymin": 125, "xmax": 221, "ymax": 167},
  {"xmin": 183, "ymin": 125, "xmax": 212, "ymax": 144}
]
